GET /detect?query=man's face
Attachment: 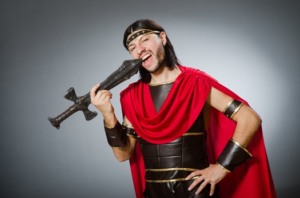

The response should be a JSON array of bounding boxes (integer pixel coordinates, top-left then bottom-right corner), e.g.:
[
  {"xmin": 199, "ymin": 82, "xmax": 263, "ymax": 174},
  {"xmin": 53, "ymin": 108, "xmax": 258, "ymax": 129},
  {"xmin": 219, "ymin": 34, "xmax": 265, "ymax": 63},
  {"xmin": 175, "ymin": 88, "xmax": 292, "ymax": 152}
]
[{"xmin": 128, "ymin": 32, "xmax": 167, "ymax": 73}]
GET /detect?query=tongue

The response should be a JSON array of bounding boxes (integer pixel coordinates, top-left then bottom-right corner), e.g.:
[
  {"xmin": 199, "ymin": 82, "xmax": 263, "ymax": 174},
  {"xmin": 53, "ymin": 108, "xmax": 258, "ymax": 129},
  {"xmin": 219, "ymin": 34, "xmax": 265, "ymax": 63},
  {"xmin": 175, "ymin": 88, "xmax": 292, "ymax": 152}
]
[{"xmin": 143, "ymin": 56, "xmax": 151, "ymax": 65}]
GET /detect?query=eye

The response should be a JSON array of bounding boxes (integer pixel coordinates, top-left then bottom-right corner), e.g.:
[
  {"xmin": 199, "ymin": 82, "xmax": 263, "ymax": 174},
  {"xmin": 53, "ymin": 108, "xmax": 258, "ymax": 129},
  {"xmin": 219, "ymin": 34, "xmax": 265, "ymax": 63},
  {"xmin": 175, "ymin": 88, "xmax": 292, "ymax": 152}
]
[
  {"xmin": 129, "ymin": 47, "xmax": 135, "ymax": 52},
  {"xmin": 142, "ymin": 38, "xmax": 149, "ymax": 42}
]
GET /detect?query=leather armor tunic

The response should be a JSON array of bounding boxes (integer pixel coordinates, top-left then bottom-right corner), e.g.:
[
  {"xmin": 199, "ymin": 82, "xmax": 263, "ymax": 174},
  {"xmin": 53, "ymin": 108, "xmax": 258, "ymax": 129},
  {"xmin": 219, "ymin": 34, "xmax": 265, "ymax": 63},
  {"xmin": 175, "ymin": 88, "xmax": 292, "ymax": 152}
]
[{"xmin": 138, "ymin": 82, "xmax": 220, "ymax": 198}]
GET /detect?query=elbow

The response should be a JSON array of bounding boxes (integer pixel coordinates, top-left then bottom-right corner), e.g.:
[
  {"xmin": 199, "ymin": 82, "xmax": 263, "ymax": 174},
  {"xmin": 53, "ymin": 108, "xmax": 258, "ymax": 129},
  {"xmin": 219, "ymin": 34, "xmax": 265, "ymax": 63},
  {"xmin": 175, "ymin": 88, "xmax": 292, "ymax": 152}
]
[
  {"xmin": 258, "ymin": 116, "xmax": 262, "ymax": 125},
  {"xmin": 117, "ymin": 157, "xmax": 129, "ymax": 162},
  {"xmin": 245, "ymin": 105, "xmax": 262, "ymax": 128},
  {"xmin": 115, "ymin": 151, "xmax": 133, "ymax": 162},
  {"xmin": 238, "ymin": 109, "xmax": 262, "ymax": 135},
  {"xmin": 116, "ymin": 154, "xmax": 131, "ymax": 162},
  {"xmin": 250, "ymin": 112, "xmax": 262, "ymax": 132},
  {"xmin": 254, "ymin": 112, "xmax": 262, "ymax": 127}
]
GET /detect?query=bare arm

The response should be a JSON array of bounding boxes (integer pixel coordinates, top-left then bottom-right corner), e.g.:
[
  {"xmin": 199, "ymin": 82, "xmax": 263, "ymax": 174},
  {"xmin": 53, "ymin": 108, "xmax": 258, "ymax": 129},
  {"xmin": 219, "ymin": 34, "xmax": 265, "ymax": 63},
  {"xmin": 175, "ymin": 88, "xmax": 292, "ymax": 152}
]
[
  {"xmin": 90, "ymin": 84, "xmax": 137, "ymax": 162},
  {"xmin": 186, "ymin": 87, "xmax": 262, "ymax": 195},
  {"xmin": 206, "ymin": 87, "xmax": 262, "ymax": 147}
]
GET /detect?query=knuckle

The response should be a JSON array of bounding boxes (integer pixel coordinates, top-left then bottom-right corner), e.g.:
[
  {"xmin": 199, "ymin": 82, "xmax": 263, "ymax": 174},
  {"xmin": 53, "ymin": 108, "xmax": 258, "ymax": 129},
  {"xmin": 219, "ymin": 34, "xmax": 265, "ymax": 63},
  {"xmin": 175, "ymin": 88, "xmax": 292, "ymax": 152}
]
[
  {"xmin": 212, "ymin": 179, "xmax": 218, "ymax": 184},
  {"xmin": 207, "ymin": 178, "xmax": 213, "ymax": 183}
]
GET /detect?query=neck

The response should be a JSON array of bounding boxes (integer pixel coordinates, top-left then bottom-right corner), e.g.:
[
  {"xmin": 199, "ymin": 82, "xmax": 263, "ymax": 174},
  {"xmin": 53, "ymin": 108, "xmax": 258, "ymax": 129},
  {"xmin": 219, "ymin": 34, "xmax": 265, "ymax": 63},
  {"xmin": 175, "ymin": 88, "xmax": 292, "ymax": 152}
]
[{"xmin": 149, "ymin": 65, "xmax": 181, "ymax": 85}]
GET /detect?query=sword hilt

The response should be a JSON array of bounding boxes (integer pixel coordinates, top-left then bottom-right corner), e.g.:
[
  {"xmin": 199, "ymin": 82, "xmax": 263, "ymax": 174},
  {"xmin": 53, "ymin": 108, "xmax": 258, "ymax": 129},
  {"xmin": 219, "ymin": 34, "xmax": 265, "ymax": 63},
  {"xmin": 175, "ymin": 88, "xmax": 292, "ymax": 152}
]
[{"xmin": 48, "ymin": 87, "xmax": 97, "ymax": 129}]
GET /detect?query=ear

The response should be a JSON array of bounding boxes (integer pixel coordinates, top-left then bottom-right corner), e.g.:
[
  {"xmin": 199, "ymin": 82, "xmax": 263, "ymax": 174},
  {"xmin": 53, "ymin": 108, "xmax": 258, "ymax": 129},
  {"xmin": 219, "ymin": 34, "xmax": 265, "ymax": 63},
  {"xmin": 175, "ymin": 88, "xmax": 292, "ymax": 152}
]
[{"xmin": 159, "ymin": 32, "xmax": 167, "ymax": 46}]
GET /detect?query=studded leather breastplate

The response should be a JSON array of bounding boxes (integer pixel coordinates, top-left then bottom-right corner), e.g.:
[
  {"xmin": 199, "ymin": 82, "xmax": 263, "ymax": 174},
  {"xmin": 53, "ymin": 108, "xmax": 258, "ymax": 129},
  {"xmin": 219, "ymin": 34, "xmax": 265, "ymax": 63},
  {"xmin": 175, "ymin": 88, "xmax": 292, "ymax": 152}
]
[{"xmin": 139, "ymin": 82, "xmax": 209, "ymax": 181}]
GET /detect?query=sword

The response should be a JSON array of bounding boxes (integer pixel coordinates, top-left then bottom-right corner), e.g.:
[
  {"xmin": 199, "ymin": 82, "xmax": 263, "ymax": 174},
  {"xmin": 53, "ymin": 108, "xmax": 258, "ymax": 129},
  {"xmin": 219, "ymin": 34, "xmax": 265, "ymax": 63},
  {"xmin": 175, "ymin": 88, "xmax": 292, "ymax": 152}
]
[{"xmin": 48, "ymin": 59, "xmax": 142, "ymax": 129}]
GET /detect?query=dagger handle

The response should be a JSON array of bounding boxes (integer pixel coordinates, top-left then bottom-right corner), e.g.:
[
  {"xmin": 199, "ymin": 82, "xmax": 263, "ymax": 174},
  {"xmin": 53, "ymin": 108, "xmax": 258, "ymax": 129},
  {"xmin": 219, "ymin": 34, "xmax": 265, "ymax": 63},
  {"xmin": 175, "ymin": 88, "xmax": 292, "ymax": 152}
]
[{"xmin": 48, "ymin": 104, "xmax": 78, "ymax": 129}]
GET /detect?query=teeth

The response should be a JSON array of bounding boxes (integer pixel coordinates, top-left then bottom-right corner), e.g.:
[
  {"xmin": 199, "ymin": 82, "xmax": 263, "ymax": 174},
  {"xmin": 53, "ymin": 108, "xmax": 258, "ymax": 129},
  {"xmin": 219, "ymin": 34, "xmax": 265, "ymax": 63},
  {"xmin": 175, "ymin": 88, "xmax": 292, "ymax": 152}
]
[{"xmin": 142, "ymin": 54, "xmax": 151, "ymax": 60}]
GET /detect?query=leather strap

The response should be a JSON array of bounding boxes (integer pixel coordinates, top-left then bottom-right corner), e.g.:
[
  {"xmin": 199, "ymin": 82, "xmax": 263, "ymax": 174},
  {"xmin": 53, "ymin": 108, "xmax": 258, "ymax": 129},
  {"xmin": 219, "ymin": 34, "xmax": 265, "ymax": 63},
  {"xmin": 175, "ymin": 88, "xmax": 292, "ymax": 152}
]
[{"xmin": 223, "ymin": 99, "xmax": 244, "ymax": 120}]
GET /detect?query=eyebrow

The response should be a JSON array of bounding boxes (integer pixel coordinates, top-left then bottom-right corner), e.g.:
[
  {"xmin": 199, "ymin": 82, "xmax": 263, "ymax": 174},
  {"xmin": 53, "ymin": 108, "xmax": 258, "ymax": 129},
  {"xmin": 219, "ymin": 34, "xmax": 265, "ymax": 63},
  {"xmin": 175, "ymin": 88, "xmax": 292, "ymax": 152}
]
[{"xmin": 128, "ymin": 34, "xmax": 148, "ymax": 48}]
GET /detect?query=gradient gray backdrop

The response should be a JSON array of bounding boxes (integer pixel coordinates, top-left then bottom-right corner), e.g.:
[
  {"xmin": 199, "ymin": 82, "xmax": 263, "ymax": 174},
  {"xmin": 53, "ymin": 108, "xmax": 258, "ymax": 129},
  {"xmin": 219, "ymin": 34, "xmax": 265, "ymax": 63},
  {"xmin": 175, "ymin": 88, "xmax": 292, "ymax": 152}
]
[{"xmin": 1, "ymin": 1, "xmax": 299, "ymax": 197}]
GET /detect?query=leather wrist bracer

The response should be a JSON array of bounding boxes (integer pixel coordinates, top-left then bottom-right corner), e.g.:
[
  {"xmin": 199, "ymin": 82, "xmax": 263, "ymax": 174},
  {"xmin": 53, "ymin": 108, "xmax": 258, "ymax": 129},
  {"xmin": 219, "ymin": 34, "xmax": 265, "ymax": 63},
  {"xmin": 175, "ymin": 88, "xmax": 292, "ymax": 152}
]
[
  {"xmin": 223, "ymin": 99, "xmax": 244, "ymax": 120},
  {"xmin": 104, "ymin": 120, "xmax": 128, "ymax": 148},
  {"xmin": 217, "ymin": 139, "xmax": 252, "ymax": 172}
]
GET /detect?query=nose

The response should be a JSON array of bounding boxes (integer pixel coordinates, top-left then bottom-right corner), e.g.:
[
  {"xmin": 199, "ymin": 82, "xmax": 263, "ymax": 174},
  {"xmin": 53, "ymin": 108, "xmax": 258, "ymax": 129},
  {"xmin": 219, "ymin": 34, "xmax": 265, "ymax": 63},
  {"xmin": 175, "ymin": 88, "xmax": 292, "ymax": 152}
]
[{"xmin": 136, "ymin": 44, "xmax": 145, "ymax": 57}]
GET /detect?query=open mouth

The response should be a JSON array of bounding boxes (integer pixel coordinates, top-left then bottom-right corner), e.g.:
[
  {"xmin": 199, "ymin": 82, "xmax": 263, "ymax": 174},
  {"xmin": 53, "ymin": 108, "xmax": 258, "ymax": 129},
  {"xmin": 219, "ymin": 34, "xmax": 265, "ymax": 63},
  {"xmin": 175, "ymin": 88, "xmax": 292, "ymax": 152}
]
[{"xmin": 142, "ymin": 54, "xmax": 151, "ymax": 62}]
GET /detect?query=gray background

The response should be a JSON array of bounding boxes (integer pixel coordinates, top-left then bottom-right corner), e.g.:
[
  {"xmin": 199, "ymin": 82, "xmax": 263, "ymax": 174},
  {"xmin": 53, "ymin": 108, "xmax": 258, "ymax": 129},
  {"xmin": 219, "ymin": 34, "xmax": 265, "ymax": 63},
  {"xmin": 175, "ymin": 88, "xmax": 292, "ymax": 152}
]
[{"xmin": 1, "ymin": 0, "xmax": 299, "ymax": 197}]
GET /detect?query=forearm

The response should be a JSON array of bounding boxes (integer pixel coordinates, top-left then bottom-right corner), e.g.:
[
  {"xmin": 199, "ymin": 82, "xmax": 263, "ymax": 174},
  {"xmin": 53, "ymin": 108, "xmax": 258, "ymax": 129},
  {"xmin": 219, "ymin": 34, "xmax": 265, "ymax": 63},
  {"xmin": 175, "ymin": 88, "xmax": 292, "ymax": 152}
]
[
  {"xmin": 232, "ymin": 105, "xmax": 262, "ymax": 147},
  {"xmin": 217, "ymin": 104, "xmax": 261, "ymax": 172},
  {"xmin": 89, "ymin": 84, "xmax": 137, "ymax": 162},
  {"xmin": 104, "ymin": 117, "xmax": 137, "ymax": 162},
  {"xmin": 112, "ymin": 137, "xmax": 136, "ymax": 162}
]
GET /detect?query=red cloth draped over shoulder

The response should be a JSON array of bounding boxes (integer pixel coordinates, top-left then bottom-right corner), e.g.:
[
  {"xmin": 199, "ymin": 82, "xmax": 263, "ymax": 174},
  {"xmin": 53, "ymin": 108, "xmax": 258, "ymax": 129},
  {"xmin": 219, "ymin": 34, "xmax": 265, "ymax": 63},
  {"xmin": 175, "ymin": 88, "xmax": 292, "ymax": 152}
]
[{"xmin": 120, "ymin": 66, "xmax": 277, "ymax": 198}]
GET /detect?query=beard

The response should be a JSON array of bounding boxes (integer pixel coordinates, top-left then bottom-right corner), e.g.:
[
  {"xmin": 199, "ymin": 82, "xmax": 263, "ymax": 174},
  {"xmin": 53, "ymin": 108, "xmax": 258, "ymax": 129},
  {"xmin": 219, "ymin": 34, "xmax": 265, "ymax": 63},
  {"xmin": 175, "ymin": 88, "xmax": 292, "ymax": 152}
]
[
  {"xmin": 144, "ymin": 48, "xmax": 165, "ymax": 74},
  {"xmin": 148, "ymin": 57, "xmax": 164, "ymax": 73}
]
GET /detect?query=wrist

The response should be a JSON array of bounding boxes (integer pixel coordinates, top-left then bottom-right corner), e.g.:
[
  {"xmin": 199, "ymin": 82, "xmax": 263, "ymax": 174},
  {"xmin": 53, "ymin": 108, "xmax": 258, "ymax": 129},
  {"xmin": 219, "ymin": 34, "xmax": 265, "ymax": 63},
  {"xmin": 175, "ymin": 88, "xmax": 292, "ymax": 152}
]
[
  {"xmin": 216, "ymin": 163, "xmax": 231, "ymax": 177},
  {"xmin": 216, "ymin": 162, "xmax": 231, "ymax": 174},
  {"xmin": 103, "ymin": 113, "xmax": 117, "ymax": 128},
  {"xmin": 216, "ymin": 139, "xmax": 252, "ymax": 172},
  {"xmin": 104, "ymin": 120, "xmax": 128, "ymax": 148}
]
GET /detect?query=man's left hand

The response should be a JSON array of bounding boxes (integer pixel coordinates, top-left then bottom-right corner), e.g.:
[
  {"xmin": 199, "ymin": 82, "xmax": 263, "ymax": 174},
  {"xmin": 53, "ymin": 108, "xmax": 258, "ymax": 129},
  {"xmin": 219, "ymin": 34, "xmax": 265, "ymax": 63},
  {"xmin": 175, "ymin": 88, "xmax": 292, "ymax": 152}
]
[{"xmin": 185, "ymin": 164, "xmax": 228, "ymax": 196}]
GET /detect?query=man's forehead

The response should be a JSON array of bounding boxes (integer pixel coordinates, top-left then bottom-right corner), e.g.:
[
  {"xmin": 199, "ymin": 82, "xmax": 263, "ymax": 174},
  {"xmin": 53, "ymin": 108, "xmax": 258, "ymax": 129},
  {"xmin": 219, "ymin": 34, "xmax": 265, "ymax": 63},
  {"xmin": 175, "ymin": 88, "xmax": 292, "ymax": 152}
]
[
  {"xmin": 128, "ymin": 34, "xmax": 156, "ymax": 48},
  {"xmin": 126, "ymin": 29, "xmax": 160, "ymax": 48}
]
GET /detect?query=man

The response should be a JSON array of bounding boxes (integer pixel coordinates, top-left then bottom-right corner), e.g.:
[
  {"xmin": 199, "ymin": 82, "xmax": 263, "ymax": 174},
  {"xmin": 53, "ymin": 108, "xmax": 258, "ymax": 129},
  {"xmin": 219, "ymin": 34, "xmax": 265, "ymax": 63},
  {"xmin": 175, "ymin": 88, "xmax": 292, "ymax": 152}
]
[{"xmin": 90, "ymin": 19, "xmax": 276, "ymax": 198}]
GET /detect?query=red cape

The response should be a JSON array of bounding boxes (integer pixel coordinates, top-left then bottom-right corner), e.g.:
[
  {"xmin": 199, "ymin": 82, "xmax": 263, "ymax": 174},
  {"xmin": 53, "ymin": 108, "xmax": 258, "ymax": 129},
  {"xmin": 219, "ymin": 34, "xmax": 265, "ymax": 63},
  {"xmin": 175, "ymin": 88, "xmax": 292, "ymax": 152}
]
[{"xmin": 120, "ymin": 66, "xmax": 277, "ymax": 198}]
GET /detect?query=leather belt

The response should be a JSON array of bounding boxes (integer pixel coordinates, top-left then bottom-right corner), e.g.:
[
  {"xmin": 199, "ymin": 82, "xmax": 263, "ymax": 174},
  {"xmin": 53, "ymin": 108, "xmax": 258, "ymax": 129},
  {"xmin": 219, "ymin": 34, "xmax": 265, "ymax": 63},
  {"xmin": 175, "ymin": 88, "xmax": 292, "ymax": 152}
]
[{"xmin": 145, "ymin": 168, "xmax": 201, "ymax": 183}]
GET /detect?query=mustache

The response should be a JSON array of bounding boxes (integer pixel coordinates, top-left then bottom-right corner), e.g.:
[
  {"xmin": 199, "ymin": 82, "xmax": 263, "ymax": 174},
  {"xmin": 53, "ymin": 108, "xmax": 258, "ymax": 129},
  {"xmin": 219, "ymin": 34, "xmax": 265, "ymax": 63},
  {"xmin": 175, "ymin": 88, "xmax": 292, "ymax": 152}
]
[{"xmin": 139, "ymin": 50, "xmax": 154, "ymax": 59}]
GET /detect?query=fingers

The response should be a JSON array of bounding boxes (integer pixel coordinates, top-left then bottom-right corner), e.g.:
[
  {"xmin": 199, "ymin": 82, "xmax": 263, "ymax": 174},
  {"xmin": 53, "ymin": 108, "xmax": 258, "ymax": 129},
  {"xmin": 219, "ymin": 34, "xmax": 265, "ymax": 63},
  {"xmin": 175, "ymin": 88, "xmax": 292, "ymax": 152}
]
[
  {"xmin": 90, "ymin": 83, "xmax": 100, "ymax": 99},
  {"xmin": 195, "ymin": 180, "xmax": 209, "ymax": 195},
  {"xmin": 188, "ymin": 176, "xmax": 204, "ymax": 191},
  {"xmin": 97, "ymin": 90, "xmax": 112, "ymax": 99},
  {"xmin": 188, "ymin": 178, "xmax": 216, "ymax": 196},
  {"xmin": 91, "ymin": 85, "xmax": 112, "ymax": 100},
  {"xmin": 98, "ymin": 91, "xmax": 112, "ymax": 102},
  {"xmin": 186, "ymin": 166, "xmax": 219, "ymax": 196},
  {"xmin": 186, "ymin": 170, "xmax": 202, "ymax": 180},
  {"xmin": 186, "ymin": 170, "xmax": 202, "ymax": 191},
  {"xmin": 210, "ymin": 183, "xmax": 216, "ymax": 196},
  {"xmin": 90, "ymin": 84, "xmax": 112, "ymax": 105}
]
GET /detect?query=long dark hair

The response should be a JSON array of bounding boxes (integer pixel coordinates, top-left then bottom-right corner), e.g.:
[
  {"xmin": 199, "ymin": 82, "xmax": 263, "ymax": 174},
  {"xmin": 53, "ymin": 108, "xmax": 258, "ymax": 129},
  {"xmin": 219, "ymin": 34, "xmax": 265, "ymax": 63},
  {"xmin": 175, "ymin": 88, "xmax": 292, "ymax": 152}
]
[{"xmin": 123, "ymin": 19, "xmax": 180, "ymax": 83}]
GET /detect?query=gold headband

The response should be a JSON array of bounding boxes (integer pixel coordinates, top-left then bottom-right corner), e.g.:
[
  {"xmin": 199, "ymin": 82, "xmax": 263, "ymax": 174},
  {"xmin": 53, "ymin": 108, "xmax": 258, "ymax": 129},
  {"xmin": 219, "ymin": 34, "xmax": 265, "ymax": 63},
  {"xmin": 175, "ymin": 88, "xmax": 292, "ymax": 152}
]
[{"xmin": 126, "ymin": 29, "xmax": 160, "ymax": 48}]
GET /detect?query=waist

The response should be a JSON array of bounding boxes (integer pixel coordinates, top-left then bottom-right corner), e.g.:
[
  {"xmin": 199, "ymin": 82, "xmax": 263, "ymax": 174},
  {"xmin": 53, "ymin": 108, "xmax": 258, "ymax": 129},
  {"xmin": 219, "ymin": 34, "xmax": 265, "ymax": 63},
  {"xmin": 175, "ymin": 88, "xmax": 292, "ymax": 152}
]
[
  {"xmin": 145, "ymin": 168, "xmax": 202, "ymax": 183},
  {"xmin": 140, "ymin": 131, "xmax": 209, "ymax": 169}
]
